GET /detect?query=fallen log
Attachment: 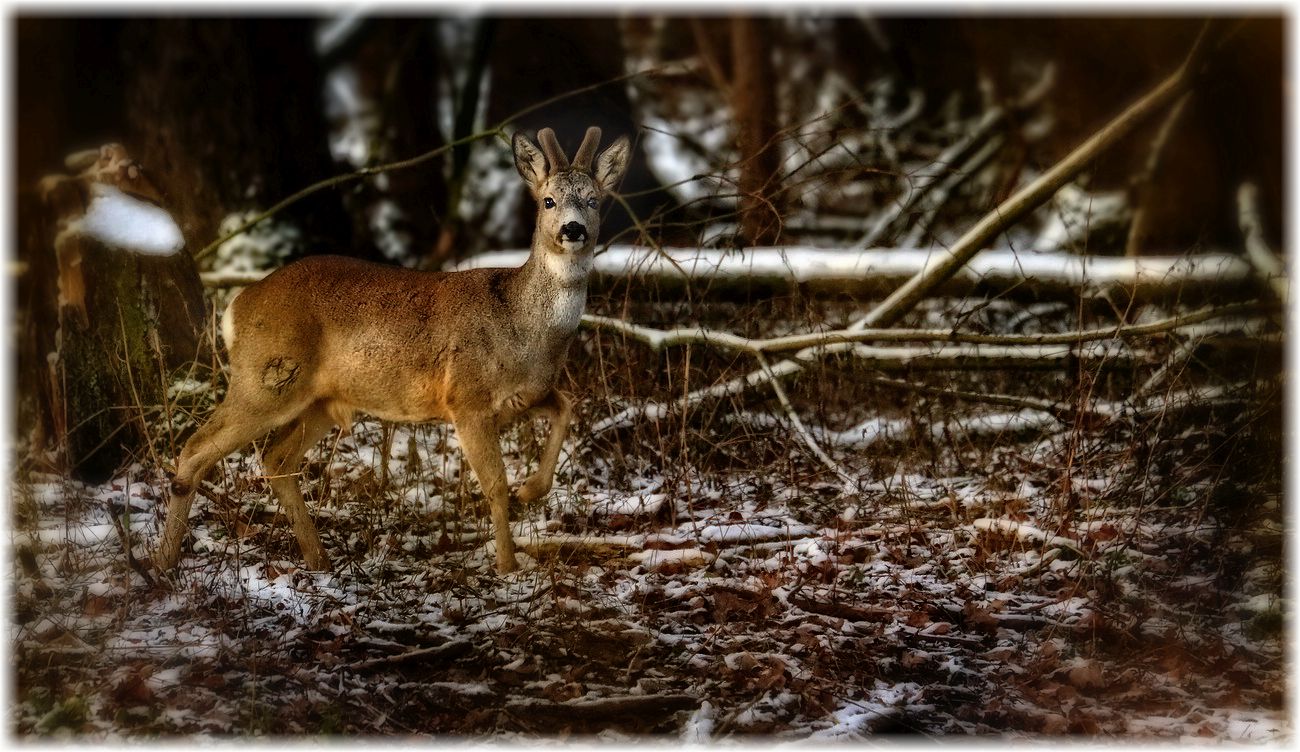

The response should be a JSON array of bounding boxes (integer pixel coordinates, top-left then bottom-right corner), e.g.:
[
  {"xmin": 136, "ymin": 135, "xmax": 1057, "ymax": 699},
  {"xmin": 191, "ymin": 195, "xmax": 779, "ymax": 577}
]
[{"xmin": 441, "ymin": 246, "xmax": 1254, "ymax": 301}]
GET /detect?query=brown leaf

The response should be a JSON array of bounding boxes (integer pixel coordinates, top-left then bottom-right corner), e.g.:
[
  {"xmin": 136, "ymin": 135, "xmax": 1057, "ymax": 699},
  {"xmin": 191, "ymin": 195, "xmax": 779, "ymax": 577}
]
[
  {"xmin": 1067, "ymin": 659, "xmax": 1104, "ymax": 690},
  {"xmin": 963, "ymin": 603, "xmax": 1001, "ymax": 633},
  {"xmin": 752, "ymin": 656, "xmax": 787, "ymax": 691},
  {"xmin": 112, "ymin": 665, "xmax": 155, "ymax": 705},
  {"xmin": 82, "ymin": 593, "xmax": 113, "ymax": 617},
  {"xmin": 1040, "ymin": 713, "xmax": 1069, "ymax": 734}
]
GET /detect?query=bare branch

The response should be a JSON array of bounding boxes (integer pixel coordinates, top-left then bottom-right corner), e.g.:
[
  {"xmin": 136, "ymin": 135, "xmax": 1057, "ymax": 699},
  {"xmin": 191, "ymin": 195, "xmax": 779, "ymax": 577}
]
[
  {"xmin": 588, "ymin": 29, "xmax": 1222, "ymax": 433},
  {"xmin": 583, "ymin": 301, "xmax": 1268, "ymax": 354},
  {"xmin": 858, "ymin": 26, "xmax": 1213, "ymax": 331}
]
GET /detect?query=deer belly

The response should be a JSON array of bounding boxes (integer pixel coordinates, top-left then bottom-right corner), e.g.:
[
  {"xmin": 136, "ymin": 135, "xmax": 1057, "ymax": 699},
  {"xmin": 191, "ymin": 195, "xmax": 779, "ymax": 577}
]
[{"xmin": 328, "ymin": 367, "xmax": 452, "ymax": 424}]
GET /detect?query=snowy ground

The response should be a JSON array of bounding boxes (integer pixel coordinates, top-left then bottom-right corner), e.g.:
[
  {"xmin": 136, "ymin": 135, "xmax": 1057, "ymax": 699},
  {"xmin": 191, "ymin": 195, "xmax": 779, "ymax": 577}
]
[{"xmin": 10, "ymin": 298, "xmax": 1287, "ymax": 740}]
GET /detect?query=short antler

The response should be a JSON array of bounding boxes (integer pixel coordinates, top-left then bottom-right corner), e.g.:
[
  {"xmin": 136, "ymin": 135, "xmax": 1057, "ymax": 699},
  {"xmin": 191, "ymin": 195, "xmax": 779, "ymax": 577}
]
[
  {"xmin": 572, "ymin": 126, "xmax": 602, "ymax": 170},
  {"xmin": 536, "ymin": 128, "xmax": 569, "ymax": 171}
]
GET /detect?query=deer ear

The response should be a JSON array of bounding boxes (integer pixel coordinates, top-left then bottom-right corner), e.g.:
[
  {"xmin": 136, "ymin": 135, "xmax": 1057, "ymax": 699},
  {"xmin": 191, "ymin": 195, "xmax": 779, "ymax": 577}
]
[
  {"xmin": 594, "ymin": 136, "xmax": 631, "ymax": 192},
  {"xmin": 512, "ymin": 132, "xmax": 548, "ymax": 190}
]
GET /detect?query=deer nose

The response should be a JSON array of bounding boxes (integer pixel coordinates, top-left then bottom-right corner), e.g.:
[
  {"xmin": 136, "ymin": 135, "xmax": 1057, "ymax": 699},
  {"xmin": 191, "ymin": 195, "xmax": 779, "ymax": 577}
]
[{"xmin": 559, "ymin": 221, "xmax": 587, "ymax": 242}]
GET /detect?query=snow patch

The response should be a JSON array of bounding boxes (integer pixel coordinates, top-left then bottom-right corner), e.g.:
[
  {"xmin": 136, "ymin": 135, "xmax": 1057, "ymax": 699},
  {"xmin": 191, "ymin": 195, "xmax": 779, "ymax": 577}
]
[{"xmin": 67, "ymin": 184, "xmax": 183, "ymax": 255}]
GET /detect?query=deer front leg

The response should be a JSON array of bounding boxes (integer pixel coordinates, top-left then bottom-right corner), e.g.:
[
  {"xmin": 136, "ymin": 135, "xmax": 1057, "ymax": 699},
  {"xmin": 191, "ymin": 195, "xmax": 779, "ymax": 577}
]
[
  {"xmin": 452, "ymin": 414, "xmax": 518, "ymax": 574},
  {"xmin": 517, "ymin": 389, "xmax": 573, "ymax": 506}
]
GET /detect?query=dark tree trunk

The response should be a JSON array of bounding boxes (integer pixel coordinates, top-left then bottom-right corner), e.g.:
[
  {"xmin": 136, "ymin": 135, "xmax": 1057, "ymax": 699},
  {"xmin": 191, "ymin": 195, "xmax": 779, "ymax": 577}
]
[
  {"xmin": 431, "ymin": 17, "xmax": 496, "ymax": 266},
  {"xmin": 340, "ymin": 17, "xmax": 448, "ymax": 264},
  {"xmin": 730, "ymin": 16, "xmax": 781, "ymax": 247},
  {"xmin": 121, "ymin": 18, "xmax": 357, "ymax": 257}
]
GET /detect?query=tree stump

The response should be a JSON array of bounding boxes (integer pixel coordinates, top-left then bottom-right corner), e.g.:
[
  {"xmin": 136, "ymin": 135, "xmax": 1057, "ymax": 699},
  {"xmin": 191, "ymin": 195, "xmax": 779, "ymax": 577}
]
[{"xmin": 20, "ymin": 144, "xmax": 206, "ymax": 482}]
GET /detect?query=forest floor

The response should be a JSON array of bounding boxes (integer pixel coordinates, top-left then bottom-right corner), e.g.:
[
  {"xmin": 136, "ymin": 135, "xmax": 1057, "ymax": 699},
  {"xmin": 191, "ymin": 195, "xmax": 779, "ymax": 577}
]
[{"xmin": 10, "ymin": 295, "xmax": 1289, "ymax": 741}]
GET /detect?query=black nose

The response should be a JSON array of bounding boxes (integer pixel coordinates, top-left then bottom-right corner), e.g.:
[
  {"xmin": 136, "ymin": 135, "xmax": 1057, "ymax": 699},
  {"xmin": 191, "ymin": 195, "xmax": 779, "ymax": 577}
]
[{"xmin": 559, "ymin": 221, "xmax": 588, "ymax": 242}]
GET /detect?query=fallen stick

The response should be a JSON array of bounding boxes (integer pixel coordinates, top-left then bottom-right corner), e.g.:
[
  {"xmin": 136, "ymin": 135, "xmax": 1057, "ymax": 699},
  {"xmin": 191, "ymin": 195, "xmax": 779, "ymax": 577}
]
[
  {"xmin": 858, "ymin": 24, "xmax": 1215, "ymax": 331},
  {"xmin": 590, "ymin": 343, "xmax": 1153, "ymax": 433},
  {"xmin": 859, "ymin": 64, "xmax": 1054, "ymax": 248},
  {"xmin": 859, "ymin": 108, "xmax": 1007, "ymax": 248},
  {"xmin": 788, "ymin": 591, "xmax": 893, "ymax": 623},
  {"xmin": 504, "ymin": 693, "xmax": 699, "ymax": 722},
  {"xmin": 350, "ymin": 638, "xmax": 473, "ymax": 671},
  {"xmin": 899, "ymin": 134, "xmax": 1006, "ymax": 248}
]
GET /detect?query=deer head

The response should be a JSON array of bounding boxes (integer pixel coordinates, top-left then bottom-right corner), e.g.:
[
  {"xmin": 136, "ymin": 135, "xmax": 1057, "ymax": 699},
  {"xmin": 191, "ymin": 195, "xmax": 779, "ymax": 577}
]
[{"xmin": 512, "ymin": 126, "xmax": 630, "ymax": 257}]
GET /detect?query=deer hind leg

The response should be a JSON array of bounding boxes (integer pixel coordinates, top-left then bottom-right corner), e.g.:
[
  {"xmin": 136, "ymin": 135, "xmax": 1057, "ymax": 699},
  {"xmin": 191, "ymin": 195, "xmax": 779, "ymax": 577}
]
[
  {"xmin": 154, "ymin": 389, "xmax": 310, "ymax": 571},
  {"xmin": 516, "ymin": 389, "xmax": 574, "ymax": 506},
  {"xmin": 451, "ymin": 413, "xmax": 518, "ymax": 574},
  {"xmin": 262, "ymin": 403, "xmax": 337, "ymax": 571}
]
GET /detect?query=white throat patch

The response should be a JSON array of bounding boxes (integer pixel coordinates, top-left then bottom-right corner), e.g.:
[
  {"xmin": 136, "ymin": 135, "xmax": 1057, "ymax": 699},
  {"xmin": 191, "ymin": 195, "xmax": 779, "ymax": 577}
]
[
  {"xmin": 541, "ymin": 251, "xmax": 590, "ymax": 329},
  {"xmin": 542, "ymin": 247, "xmax": 592, "ymax": 286}
]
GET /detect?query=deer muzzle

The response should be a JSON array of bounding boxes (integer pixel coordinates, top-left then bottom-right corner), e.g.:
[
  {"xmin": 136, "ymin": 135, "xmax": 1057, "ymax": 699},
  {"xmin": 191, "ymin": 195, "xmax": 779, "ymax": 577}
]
[{"xmin": 558, "ymin": 221, "xmax": 588, "ymax": 244}]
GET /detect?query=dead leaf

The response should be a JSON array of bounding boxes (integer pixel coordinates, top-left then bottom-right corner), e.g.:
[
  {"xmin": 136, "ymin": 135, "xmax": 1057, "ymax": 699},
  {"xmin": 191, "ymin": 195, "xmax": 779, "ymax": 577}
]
[
  {"xmin": 82, "ymin": 593, "xmax": 113, "ymax": 617},
  {"xmin": 1067, "ymin": 659, "xmax": 1104, "ymax": 690}
]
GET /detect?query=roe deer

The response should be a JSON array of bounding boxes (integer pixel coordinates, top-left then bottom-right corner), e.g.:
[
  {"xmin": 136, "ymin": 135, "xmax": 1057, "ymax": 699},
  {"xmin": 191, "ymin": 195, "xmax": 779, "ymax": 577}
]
[{"xmin": 154, "ymin": 126, "xmax": 630, "ymax": 575}]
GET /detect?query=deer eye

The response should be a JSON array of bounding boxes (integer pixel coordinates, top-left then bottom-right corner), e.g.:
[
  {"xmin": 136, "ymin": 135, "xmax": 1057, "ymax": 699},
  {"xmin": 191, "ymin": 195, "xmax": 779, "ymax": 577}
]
[
  {"xmin": 543, "ymin": 197, "xmax": 555, "ymax": 209},
  {"xmin": 586, "ymin": 198, "xmax": 598, "ymax": 209}
]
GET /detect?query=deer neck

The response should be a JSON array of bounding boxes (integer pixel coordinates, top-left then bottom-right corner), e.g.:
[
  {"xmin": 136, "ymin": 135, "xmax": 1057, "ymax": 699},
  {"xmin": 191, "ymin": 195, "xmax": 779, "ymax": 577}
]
[{"xmin": 517, "ymin": 234, "xmax": 593, "ymax": 332}]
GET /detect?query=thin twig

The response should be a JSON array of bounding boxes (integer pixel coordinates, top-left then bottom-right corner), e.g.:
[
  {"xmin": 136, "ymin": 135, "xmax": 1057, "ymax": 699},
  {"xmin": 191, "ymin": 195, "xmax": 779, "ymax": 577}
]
[
  {"xmin": 754, "ymin": 352, "xmax": 855, "ymax": 488},
  {"xmin": 1124, "ymin": 92, "xmax": 1190, "ymax": 257},
  {"xmin": 108, "ymin": 501, "xmax": 157, "ymax": 588}
]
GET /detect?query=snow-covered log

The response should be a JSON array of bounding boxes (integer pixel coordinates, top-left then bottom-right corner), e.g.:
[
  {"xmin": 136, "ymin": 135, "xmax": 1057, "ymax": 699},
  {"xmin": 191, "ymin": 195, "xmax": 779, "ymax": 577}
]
[{"xmin": 449, "ymin": 246, "xmax": 1253, "ymax": 300}]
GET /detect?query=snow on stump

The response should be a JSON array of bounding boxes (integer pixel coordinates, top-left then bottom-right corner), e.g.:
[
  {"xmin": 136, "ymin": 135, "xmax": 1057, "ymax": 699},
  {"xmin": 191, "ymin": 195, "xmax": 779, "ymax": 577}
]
[{"xmin": 27, "ymin": 144, "xmax": 205, "ymax": 481}]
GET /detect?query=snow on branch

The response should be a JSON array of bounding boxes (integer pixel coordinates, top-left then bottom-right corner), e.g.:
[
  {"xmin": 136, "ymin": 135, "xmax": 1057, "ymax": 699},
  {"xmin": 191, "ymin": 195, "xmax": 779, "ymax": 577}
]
[{"xmin": 1237, "ymin": 182, "xmax": 1287, "ymax": 304}]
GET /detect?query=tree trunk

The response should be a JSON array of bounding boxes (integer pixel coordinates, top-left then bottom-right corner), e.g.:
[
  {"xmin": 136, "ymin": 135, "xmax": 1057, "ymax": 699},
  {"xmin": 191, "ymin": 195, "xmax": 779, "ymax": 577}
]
[
  {"xmin": 333, "ymin": 17, "xmax": 448, "ymax": 264},
  {"xmin": 121, "ymin": 18, "xmax": 356, "ymax": 257},
  {"xmin": 20, "ymin": 148, "xmax": 205, "ymax": 482},
  {"xmin": 730, "ymin": 16, "xmax": 781, "ymax": 247}
]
